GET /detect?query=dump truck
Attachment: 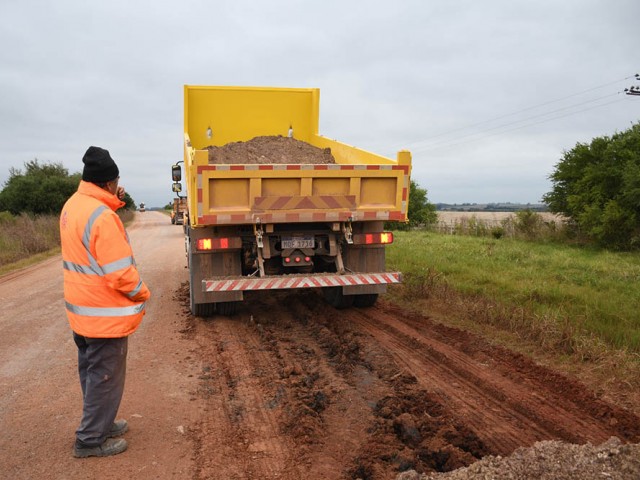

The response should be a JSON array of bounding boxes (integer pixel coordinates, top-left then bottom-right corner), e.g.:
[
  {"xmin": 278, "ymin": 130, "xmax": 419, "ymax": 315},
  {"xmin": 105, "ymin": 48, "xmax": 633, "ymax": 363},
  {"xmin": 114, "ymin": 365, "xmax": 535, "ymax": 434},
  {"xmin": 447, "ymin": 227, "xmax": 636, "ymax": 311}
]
[
  {"xmin": 170, "ymin": 197, "xmax": 188, "ymax": 225},
  {"xmin": 173, "ymin": 86, "xmax": 411, "ymax": 316}
]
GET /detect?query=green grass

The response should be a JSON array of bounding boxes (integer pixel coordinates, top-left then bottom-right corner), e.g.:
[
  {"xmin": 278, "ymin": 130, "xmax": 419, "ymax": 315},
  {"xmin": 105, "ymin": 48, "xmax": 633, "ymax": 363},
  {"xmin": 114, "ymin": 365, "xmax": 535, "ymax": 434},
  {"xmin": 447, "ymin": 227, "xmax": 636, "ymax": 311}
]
[{"xmin": 387, "ymin": 231, "xmax": 640, "ymax": 351}]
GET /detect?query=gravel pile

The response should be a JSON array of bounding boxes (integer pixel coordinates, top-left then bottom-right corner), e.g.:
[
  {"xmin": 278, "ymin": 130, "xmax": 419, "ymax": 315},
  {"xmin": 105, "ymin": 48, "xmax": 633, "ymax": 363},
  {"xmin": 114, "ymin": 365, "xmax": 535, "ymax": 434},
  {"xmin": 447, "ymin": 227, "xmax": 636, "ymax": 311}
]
[
  {"xmin": 396, "ymin": 437, "xmax": 640, "ymax": 480},
  {"xmin": 206, "ymin": 135, "xmax": 335, "ymax": 164}
]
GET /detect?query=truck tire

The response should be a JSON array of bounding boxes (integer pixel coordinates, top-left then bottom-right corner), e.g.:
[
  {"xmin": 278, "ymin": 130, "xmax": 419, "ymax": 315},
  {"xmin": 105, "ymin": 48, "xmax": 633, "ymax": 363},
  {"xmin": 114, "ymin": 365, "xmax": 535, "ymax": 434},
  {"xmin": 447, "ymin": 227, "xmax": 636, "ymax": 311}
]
[
  {"xmin": 193, "ymin": 302, "xmax": 216, "ymax": 317},
  {"xmin": 323, "ymin": 287, "xmax": 354, "ymax": 309},
  {"xmin": 216, "ymin": 301, "xmax": 238, "ymax": 316},
  {"xmin": 353, "ymin": 293, "xmax": 378, "ymax": 308}
]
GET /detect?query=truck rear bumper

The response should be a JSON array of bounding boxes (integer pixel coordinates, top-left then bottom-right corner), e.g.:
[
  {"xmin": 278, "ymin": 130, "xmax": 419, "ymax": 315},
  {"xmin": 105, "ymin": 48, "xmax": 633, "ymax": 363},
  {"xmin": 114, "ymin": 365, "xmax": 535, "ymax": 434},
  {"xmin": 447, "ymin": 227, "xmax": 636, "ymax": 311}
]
[{"xmin": 202, "ymin": 272, "xmax": 402, "ymax": 294}]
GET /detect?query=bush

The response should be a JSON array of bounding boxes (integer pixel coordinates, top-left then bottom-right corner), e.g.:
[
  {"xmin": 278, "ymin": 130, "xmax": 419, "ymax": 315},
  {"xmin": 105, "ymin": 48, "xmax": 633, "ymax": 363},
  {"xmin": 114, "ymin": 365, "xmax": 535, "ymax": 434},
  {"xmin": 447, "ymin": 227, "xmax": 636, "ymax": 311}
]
[
  {"xmin": 0, "ymin": 211, "xmax": 16, "ymax": 225},
  {"xmin": 513, "ymin": 209, "xmax": 544, "ymax": 240},
  {"xmin": 491, "ymin": 226, "xmax": 505, "ymax": 239},
  {"xmin": 544, "ymin": 122, "xmax": 640, "ymax": 250}
]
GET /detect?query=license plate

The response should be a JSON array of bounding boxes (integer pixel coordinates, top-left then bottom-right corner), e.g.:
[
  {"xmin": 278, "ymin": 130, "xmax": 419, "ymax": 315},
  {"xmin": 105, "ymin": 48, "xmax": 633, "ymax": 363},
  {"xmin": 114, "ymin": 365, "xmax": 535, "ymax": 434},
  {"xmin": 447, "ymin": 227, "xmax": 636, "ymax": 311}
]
[{"xmin": 281, "ymin": 236, "xmax": 314, "ymax": 249}]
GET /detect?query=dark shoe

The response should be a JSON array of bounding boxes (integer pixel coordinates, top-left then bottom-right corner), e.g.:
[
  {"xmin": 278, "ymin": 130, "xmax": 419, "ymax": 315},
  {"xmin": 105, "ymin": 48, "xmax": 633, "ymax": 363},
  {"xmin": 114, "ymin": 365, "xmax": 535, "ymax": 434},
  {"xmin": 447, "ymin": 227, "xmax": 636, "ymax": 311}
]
[
  {"xmin": 73, "ymin": 438, "xmax": 128, "ymax": 458},
  {"xmin": 108, "ymin": 419, "xmax": 128, "ymax": 438}
]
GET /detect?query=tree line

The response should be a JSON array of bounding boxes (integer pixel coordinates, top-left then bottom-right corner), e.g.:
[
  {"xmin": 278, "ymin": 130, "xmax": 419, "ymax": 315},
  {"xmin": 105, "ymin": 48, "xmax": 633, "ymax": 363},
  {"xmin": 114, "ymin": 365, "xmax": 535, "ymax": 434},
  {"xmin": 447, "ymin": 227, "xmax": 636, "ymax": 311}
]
[{"xmin": 0, "ymin": 159, "xmax": 136, "ymax": 215}]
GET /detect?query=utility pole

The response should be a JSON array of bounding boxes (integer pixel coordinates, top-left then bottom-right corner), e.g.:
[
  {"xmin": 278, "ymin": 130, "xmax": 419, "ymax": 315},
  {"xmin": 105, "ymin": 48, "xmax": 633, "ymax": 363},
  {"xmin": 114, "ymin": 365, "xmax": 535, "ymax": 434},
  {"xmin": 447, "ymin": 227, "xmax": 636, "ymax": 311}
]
[{"xmin": 624, "ymin": 73, "xmax": 640, "ymax": 96}]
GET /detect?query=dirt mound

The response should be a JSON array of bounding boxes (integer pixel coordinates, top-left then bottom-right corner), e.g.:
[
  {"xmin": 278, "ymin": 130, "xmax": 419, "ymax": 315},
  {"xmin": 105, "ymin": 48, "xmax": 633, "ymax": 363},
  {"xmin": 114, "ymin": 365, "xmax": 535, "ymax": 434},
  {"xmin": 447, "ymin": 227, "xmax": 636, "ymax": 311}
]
[
  {"xmin": 206, "ymin": 135, "xmax": 336, "ymax": 164},
  {"xmin": 398, "ymin": 437, "xmax": 640, "ymax": 480}
]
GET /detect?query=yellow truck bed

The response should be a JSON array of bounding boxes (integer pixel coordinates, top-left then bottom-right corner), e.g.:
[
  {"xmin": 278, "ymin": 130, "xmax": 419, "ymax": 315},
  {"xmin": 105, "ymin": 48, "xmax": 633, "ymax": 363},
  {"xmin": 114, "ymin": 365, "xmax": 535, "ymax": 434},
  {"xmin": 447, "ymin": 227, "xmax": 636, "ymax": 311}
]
[{"xmin": 183, "ymin": 86, "xmax": 411, "ymax": 227}]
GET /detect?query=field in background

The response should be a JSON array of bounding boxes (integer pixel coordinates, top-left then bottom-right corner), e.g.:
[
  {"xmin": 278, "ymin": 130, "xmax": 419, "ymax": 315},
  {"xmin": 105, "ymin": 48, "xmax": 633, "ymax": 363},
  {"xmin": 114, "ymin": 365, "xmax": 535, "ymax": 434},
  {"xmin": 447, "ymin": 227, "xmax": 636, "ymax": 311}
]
[
  {"xmin": 437, "ymin": 211, "xmax": 563, "ymax": 225},
  {"xmin": 430, "ymin": 211, "xmax": 568, "ymax": 241}
]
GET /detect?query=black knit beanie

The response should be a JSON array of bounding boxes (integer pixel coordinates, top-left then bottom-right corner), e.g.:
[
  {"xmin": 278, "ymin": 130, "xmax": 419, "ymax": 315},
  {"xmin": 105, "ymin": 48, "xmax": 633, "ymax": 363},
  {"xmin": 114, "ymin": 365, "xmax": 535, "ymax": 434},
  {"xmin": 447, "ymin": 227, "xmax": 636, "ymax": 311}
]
[{"xmin": 82, "ymin": 146, "xmax": 119, "ymax": 183}]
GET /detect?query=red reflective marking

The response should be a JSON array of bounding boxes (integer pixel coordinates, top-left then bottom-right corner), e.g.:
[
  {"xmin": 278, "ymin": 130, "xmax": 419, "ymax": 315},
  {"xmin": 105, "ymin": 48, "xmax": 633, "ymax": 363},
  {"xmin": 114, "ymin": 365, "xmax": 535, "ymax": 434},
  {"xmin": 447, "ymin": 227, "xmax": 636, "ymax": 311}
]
[{"xmin": 272, "ymin": 197, "xmax": 291, "ymax": 210}]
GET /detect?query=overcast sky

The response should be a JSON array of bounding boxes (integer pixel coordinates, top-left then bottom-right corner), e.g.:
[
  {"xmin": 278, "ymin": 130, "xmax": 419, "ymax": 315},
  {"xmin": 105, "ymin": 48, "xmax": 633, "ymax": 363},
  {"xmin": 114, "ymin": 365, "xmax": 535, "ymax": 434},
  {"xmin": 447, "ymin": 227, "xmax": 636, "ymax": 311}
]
[{"xmin": 0, "ymin": 0, "xmax": 638, "ymax": 207}]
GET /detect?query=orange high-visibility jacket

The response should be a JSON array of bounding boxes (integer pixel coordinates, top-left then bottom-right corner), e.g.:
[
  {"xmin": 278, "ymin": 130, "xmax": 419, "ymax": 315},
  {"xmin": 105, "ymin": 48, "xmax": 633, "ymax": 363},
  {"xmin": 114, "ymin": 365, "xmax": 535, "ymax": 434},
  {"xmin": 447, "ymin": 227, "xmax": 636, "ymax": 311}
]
[{"xmin": 60, "ymin": 181, "xmax": 150, "ymax": 338}]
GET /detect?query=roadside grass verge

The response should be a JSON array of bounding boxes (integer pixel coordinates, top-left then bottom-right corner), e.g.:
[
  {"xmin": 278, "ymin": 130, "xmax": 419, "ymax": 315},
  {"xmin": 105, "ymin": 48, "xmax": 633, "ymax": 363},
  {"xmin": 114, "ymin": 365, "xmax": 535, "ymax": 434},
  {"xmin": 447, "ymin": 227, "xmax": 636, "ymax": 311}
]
[
  {"xmin": 387, "ymin": 231, "xmax": 640, "ymax": 353},
  {"xmin": 0, "ymin": 209, "xmax": 135, "ymax": 272},
  {"xmin": 0, "ymin": 213, "xmax": 60, "ymax": 268}
]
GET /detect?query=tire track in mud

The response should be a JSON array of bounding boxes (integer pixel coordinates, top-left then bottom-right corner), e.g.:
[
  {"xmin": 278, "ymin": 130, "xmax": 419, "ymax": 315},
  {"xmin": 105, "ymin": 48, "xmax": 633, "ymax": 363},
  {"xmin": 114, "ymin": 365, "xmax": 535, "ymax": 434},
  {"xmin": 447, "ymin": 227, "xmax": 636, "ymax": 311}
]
[
  {"xmin": 346, "ymin": 301, "xmax": 640, "ymax": 452},
  {"xmin": 246, "ymin": 290, "xmax": 394, "ymax": 478},
  {"xmin": 280, "ymin": 291, "xmax": 489, "ymax": 478},
  {"xmin": 182, "ymin": 286, "xmax": 384, "ymax": 479},
  {"xmin": 180, "ymin": 286, "xmax": 640, "ymax": 479},
  {"xmin": 179, "ymin": 288, "xmax": 299, "ymax": 479}
]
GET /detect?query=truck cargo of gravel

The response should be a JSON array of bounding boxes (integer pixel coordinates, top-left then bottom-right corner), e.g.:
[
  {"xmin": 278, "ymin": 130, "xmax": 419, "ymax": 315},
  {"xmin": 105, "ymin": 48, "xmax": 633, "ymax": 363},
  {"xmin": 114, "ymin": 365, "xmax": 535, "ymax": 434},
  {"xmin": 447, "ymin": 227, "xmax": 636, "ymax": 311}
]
[{"xmin": 173, "ymin": 85, "xmax": 412, "ymax": 316}]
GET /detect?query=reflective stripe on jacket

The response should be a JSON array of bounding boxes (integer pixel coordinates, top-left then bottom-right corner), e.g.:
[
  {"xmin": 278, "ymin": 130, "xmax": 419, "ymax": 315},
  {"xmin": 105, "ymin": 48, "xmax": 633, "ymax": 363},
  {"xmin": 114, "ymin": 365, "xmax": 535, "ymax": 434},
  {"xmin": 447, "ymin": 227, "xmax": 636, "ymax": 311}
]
[{"xmin": 60, "ymin": 181, "xmax": 151, "ymax": 338}]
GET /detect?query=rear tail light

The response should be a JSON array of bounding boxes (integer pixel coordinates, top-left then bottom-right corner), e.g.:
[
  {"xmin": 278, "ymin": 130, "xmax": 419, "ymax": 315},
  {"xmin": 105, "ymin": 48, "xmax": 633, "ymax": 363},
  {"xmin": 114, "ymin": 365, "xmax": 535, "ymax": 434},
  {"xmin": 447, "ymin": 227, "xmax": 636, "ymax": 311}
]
[
  {"xmin": 196, "ymin": 237, "xmax": 241, "ymax": 251},
  {"xmin": 283, "ymin": 254, "xmax": 313, "ymax": 265},
  {"xmin": 352, "ymin": 232, "xmax": 394, "ymax": 245}
]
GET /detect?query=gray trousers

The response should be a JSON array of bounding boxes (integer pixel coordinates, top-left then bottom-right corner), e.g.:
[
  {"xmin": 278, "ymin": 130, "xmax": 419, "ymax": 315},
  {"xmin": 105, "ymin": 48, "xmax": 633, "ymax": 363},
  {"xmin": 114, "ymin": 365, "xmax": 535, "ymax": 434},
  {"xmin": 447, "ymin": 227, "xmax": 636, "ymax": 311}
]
[{"xmin": 73, "ymin": 333, "xmax": 128, "ymax": 447}]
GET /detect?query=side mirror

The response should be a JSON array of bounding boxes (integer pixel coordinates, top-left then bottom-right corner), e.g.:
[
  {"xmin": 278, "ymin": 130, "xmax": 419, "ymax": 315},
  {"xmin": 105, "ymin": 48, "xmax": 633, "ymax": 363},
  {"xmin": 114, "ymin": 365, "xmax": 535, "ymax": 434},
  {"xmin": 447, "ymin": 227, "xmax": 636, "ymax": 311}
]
[
  {"xmin": 172, "ymin": 182, "xmax": 182, "ymax": 193},
  {"xmin": 172, "ymin": 164, "xmax": 182, "ymax": 182}
]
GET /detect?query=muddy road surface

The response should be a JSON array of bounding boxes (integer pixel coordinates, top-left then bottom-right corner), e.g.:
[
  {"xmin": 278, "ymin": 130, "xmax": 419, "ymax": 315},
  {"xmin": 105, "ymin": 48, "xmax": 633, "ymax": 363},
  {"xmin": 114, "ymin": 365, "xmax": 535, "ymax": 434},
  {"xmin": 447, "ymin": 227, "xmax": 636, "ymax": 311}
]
[{"xmin": 1, "ymin": 211, "xmax": 639, "ymax": 480}]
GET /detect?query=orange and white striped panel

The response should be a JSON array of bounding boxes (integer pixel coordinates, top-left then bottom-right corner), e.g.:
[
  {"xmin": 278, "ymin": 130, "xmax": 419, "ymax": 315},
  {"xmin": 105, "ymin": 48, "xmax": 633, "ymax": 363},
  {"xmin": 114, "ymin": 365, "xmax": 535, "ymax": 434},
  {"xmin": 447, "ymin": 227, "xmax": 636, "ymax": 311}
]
[
  {"xmin": 203, "ymin": 272, "xmax": 402, "ymax": 292},
  {"xmin": 254, "ymin": 195, "xmax": 356, "ymax": 211}
]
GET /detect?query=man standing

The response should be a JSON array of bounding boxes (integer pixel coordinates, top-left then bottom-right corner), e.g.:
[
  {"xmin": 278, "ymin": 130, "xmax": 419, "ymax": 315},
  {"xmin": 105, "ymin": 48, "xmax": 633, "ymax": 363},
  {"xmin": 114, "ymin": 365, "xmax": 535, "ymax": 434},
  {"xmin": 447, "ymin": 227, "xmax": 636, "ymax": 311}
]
[{"xmin": 60, "ymin": 146, "xmax": 151, "ymax": 458}]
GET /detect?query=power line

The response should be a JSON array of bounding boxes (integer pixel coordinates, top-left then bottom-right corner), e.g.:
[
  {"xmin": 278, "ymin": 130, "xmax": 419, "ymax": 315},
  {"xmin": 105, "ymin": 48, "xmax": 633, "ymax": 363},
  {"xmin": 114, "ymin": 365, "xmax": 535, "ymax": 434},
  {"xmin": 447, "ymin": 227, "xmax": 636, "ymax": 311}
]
[
  {"xmin": 412, "ymin": 97, "xmax": 628, "ymax": 154},
  {"xmin": 401, "ymin": 73, "xmax": 638, "ymax": 150},
  {"xmin": 410, "ymin": 92, "xmax": 620, "ymax": 151}
]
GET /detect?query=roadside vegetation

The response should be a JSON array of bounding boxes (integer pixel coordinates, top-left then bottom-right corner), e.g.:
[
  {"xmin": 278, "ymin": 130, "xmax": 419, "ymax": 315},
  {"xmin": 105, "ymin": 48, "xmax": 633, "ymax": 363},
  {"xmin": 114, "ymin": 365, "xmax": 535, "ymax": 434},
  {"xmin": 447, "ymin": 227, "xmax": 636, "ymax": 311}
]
[
  {"xmin": 0, "ymin": 159, "xmax": 137, "ymax": 270},
  {"xmin": 387, "ymin": 232, "xmax": 640, "ymax": 352},
  {"xmin": 0, "ymin": 212, "xmax": 61, "ymax": 271}
]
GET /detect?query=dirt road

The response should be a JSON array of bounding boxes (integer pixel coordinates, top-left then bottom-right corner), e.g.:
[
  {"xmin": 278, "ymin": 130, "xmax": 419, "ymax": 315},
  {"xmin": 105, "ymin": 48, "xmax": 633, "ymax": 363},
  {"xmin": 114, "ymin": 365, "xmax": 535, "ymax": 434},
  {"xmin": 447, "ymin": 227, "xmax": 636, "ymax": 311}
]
[{"xmin": 1, "ymin": 211, "xmax": 639, "ymax": 479}]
